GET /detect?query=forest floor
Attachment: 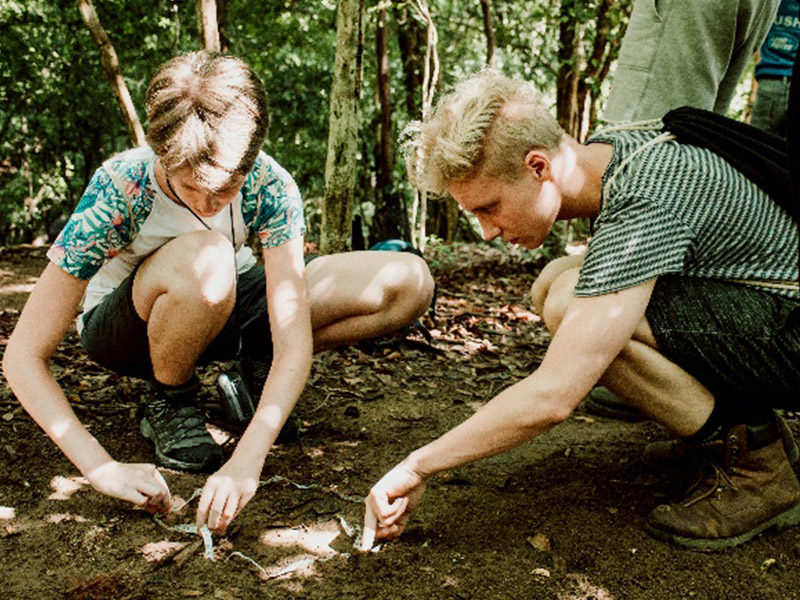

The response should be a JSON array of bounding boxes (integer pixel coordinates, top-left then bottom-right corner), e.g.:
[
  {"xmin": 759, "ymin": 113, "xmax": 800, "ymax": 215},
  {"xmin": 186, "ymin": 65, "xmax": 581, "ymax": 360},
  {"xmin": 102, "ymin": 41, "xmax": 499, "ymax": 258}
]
[{"xmin": 2, "ymin": 242, "xmax": 800, "ymax": 600}]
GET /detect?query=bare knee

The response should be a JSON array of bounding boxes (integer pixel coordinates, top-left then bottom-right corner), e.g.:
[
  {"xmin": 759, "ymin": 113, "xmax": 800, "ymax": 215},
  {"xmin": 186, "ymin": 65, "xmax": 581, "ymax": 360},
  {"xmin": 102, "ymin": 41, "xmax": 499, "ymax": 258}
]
[
  {"xmin": 541, "ymin": 267, "xmax": 580, "ymax": 334},
  {"xmin": 134, "ymin": 231, "xmax": 237, "ymax": 319},
  {"xmin": 531, "ymin": 255, "xmax": 584, "ymax": 316},
  {"xmin": 382, "ymin": 254, "xmax": 435, "ymax": 321}
]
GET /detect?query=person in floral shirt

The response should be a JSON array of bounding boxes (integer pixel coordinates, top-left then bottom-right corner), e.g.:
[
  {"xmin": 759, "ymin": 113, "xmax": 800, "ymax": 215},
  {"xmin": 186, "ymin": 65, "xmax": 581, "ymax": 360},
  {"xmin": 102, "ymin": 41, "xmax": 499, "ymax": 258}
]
[{"xmin": 4, "ymin": 52, "xmax": 433, "ymax": 533}]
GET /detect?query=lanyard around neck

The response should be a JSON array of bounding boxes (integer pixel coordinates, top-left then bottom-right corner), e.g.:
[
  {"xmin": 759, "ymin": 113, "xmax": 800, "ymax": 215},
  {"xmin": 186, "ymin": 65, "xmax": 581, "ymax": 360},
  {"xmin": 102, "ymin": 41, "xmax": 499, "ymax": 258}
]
[{"xmin": 166, "ymin": 175, "xmax": 236, "ymax": 248}]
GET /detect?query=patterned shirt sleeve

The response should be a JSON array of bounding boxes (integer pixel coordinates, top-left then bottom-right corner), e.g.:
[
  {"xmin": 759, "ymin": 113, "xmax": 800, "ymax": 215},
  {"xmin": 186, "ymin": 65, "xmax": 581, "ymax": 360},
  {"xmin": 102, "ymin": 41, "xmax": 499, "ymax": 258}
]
[
  {"xmin": 574, "ymin": 191, "xmax": 696, "ymax": 297},
  {"xmin": 46, "ymin": 166, "xmax": 133, "ymax": 280},
  {"xmin": 243, "ymin": 154, "xmax": 306, "ymax": 249}
]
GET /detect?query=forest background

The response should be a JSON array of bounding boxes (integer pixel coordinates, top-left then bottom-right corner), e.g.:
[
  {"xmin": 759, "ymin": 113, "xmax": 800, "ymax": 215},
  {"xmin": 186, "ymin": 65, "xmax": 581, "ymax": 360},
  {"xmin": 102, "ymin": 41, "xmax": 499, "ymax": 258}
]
[
  {"xmin": 2, "ymin": 4, "xmax": 792, "ymax": 598},
  {"xmin": 0, "ymin": 0, "xmax": 756, "ymax": 254}
]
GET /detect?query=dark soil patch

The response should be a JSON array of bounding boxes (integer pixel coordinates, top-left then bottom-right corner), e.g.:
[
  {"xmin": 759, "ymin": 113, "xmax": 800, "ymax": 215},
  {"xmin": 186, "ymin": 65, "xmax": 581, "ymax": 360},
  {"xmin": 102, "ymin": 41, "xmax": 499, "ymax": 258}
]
[{"xmin": 1, "ymin": 243, "xmax": 799, "ymax": 600}]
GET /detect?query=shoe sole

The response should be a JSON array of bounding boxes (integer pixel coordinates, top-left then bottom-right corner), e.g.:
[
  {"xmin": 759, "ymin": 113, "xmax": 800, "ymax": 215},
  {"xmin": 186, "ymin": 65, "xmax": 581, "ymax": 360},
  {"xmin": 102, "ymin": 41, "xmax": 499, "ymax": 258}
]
[
  {"xmin": 140, "ymin": 417, "xmax": 221, "ymax": 473},
  {"xmin": 582, "ymin": 389, "xmax": 643, "ymax": 422},
  {"xmin": 645, "ymin": 501, "xmax": 800, "ymax": 550}
]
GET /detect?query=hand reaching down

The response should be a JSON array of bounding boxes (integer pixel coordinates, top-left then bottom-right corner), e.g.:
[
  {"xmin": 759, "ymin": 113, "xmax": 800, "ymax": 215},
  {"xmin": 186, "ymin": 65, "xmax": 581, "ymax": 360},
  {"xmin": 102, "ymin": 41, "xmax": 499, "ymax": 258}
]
[
  {"xmin": 86, "ymin": 461, "xmax": 171, "ymax": 515},
  {"xmin": 362, "ymin": 462, "xmax": 427, "ymax": 551},
  {"xmin": 196, "ymin": 458, "xmax": 260, "ymax": 534}
]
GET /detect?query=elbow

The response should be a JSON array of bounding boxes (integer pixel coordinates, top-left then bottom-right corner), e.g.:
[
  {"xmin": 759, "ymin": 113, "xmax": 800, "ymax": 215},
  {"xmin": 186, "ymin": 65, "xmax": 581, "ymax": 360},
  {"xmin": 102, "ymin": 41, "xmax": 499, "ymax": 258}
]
[
  {"xmin": 520, "ymin": 388, "xmax": 575, "ymax": 430},
  {"xmin": 545, "ymin": 402, "xmax": 574, "ymax": 427}
]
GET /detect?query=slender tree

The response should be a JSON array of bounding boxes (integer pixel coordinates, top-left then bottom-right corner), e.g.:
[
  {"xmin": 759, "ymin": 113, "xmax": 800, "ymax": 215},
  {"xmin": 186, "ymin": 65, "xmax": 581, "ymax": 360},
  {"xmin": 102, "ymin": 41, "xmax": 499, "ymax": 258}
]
[
  {"xmin": 76, "ymin": 0, "xmax": 145, "ymax": 147},
  {"xmin": 479, "ymin": 0, "xmax": 496, "ymax": 68},
  {"xmin": 556, "ymin": 0, "xmax": 581, "ymax": 137},
  {"xmin": 371, "ymin": 3, "xmax": 408, "ymax": 242},
  {"xmin": 196, "ymin": 0, "xmax": 221, "ymax": 52},
  {"xmin": 321, "ymin": 0, "xmax": 365, "ymax": 253},
  {"xmin": 409, "ymin": 0, "xmax": 439, "ymax": 251},
  {"xmin": 395, "ymin": 4, "xmax": 424, "ymax": 119}
]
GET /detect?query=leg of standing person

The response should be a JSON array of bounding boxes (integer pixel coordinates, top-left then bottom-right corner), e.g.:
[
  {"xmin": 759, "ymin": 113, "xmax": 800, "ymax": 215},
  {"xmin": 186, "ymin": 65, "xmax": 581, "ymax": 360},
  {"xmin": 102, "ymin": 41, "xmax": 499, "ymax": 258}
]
[
  {"xmin": 750, "ymin": 77, "xmax": 792, "ymax": 137},
  {"xmin": 604, "ymin": 0, "xmax": 779, "ymax": 123}
]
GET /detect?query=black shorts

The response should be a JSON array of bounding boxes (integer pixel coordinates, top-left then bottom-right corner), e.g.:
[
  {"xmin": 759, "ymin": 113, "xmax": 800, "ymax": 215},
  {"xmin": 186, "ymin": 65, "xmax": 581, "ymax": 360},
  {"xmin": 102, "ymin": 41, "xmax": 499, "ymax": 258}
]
[
  {"xmin": 645, "ymin": 275, "xmax": 800, "ymax": 412},
  {"xmin": 80, "ymin": 265, "xmax": 272, "ymax": 379}
]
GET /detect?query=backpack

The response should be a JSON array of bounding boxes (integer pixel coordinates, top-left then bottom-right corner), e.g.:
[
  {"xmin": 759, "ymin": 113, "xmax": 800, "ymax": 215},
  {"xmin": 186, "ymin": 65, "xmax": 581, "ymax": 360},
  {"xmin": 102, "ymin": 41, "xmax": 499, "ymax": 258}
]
[{"xmin": 660, "ymin": 106, "xmax": 792, "ymax": 216}]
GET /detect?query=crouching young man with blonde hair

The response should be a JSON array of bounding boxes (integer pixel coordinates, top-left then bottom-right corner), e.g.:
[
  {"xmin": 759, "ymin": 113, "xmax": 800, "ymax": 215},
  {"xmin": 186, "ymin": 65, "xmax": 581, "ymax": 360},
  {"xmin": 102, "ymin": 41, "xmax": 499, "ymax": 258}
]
[
  {"xmin": 3, "ymin": 52, "xmax": 434, "ymax": 534},
  {"xmin": 363, "ymin": 70, "xmax": 800, "ymax": 550}
]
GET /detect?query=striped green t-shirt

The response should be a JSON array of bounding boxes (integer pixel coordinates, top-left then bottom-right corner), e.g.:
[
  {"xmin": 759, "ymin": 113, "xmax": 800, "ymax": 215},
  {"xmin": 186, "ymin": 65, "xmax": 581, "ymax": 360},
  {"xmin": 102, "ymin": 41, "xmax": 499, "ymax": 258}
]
[{"xmin": 574, "ymin": 129, "xmax": 799, "ymax": 300}]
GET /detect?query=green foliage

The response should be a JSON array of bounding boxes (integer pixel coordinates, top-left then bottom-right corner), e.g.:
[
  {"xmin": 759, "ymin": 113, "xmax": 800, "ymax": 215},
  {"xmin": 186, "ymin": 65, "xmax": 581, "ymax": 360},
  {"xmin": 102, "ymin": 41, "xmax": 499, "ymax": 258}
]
[
  {"xmin": 0, "ymin": 0, "xmax": 193, "ymax": 243},
  {"xmin": 7, "ymin": 0, "xmax": 750, "ymax": 263}
]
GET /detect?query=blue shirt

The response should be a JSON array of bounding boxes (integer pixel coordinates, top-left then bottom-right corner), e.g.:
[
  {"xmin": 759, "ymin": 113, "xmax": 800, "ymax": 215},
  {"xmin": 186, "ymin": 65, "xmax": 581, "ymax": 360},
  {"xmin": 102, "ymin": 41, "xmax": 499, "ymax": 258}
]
[{"xmin": 756, "ymin": 0, "xmax": 800, "ymax": 79}]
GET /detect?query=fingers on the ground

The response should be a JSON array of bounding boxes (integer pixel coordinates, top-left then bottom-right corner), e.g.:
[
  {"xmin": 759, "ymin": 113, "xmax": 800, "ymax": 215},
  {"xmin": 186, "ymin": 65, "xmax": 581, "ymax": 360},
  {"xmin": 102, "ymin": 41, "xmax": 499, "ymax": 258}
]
[{"xmin": 361, "ymin": 505, "xmax": 378, "ymax": 551}]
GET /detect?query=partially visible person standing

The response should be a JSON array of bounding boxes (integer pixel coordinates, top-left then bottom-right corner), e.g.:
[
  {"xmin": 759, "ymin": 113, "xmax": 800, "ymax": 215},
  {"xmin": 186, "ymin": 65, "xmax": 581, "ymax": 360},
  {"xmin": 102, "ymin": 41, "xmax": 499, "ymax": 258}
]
[
  {"xmin": 604, "ymin": 0, "xmax": 780, "ymax": 123},
  {"xmin": 751, "ymin": 0, "xmax": 800, "ymax": 137}
]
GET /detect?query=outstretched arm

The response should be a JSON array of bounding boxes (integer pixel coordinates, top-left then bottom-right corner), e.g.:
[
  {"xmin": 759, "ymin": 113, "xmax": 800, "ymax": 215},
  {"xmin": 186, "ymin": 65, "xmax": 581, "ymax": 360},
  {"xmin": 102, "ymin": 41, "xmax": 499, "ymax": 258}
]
[
  {"xmin": 362, "ymin": 279, "xmax": 656, "ymax": 549},
  {"xmin": 196, "ymin": 236, "xmax": 313, "ymax": 532},
  {"xmin": 2, "ymin": 262, "xmax": 171, "ymax": 512}
]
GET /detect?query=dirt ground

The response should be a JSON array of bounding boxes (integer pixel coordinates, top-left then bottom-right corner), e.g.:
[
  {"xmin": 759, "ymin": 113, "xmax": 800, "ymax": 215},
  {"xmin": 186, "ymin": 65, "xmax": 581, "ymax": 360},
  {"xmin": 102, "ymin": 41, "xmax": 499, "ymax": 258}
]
[{"xmin": 2, "ymin": 243, "xmax": 800, "ymax": 600}]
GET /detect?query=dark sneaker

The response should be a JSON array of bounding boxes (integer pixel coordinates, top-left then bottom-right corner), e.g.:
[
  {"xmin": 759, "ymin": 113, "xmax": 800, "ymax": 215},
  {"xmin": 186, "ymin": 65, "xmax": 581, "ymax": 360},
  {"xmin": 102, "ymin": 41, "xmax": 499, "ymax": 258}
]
[
  {"xmin": 141, "ymin": 377, "xmax": 224, "ymax": 473},
  {"xmin": 582, "ymin": 386, "xmax": 643, "ymax": 421},
  {"xmin": 216, "ymin": 357, "xmax": 300, "ymax": 442},
  {"xmin": 217, "ymin": 356, "xmax": 268, "ymax": 428},
  {"xmin": 644, "ymin": 413, "xmax": 800, "ymax": 471},
  {"xmin": 646, "ymin": 425, "xmax": 800, "ymax": 550}
]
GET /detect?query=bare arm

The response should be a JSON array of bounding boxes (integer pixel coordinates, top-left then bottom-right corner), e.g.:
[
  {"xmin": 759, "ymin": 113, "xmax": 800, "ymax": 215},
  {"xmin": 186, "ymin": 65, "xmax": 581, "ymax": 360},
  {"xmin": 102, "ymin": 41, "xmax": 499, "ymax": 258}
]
[
  {"xmin": 235, "ymin": 235, "xmax": 313, "ymax": 463},
  {"xmin": 2, "ymin": 262, "xmax": 170, "ymax": 510},
  {"xmin": 197, "ymin": 235, "xmax": 313, "ymax": 531},
  {"xmin": 363, "ymin": 279, "xmax": 656, "ymax": 547},
  {"xmin": 409, "ymin": 279, "xmax": 655, "ymax": 474}
]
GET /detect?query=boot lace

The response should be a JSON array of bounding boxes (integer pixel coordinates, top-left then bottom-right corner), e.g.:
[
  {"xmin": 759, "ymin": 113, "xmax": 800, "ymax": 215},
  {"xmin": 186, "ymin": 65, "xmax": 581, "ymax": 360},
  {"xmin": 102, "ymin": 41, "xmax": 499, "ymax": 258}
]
[{"xmin": 683, "ymin": 459, "xmax": 739, "ymax": 507}]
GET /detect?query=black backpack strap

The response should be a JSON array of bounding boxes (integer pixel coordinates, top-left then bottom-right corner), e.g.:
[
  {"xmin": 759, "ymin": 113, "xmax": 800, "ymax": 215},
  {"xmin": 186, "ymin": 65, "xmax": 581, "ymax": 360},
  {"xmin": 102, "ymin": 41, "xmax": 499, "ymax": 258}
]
[{"xmin": 661, "ymin": 106, "xmax": 792, "ymax": 216}]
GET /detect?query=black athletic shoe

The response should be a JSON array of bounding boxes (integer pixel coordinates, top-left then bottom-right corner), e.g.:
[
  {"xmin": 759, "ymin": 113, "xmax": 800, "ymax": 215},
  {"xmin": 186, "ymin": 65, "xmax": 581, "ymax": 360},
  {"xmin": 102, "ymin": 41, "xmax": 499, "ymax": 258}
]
[
  {"xmin": 217, "ymin": 356, "xmax": 267, "ymax": 428},
  {"xmin": 141, "ymin": 376, "xmax": 224, "ymax": 473},
  {"xmin": 217, "ymin": 357, "xmax": 300, "ymax": 441}
]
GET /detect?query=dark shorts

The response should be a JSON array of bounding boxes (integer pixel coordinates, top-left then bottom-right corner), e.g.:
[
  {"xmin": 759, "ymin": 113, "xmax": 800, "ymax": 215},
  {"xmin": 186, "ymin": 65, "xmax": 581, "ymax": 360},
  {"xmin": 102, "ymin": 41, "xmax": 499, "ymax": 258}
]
[
  {"xmin": 645, "ymin": 275, "xmax": 800, "ymax": 413},
  {"xmin": 80, "ymin": 265, "xmax": 272, "ymax": 379}
]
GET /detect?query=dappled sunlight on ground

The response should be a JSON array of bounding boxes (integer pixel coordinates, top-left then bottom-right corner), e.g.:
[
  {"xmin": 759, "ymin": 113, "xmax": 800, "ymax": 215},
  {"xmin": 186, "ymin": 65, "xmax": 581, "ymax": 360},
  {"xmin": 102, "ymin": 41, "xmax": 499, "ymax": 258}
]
[
  {"xmin": 48, "ymin": 475, "xmax": 89, "ymax": 500},
  {"xmin": 206, "ymin": 423, "xmax": 234, "ymax": 446},
  {"xmin": 260, "ymin": 519, "xmax": 341, "ymax": 557},
  {"xmin": 45, "ymin": 513, "xmax": 88, "ymax": 524},
  {"xmin": 558, "ymin": 574, "xmax": 616, "ymax": 600},
  {"xmin": 141, "ymin": 540, "xmax": 189, "ymax": 563}
]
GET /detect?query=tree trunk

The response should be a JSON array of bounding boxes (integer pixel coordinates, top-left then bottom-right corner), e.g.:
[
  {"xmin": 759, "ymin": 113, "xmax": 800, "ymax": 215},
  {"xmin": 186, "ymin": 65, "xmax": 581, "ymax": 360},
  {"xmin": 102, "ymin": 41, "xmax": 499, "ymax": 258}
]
[
  {"xmin": 196, "ymin": 0, "xmax": 221, "ymax": 53},
  {"xmin": 372, "ymin": 5, "xmax": 407, "ymax": 242},
  {"xmin": 76, "ymin": 0, "xmax": 146, "ymax": 147},
  {"xmin": 576, "ymin": 0, "xmax": 629, "ymax": 139},
  {"xmin": 321, "ymin": 0, "xmax": 364, "ymax": 254},
  {"xmin": 555, "ymin": 0, "xmax": 581, "ymax": 138},
  {"xmin": 408, "ymin": 0, "xmax": 439, "ymax": 252},
  {"xmin": 217, "ymin": 0, "xmax": 231, "ymax": 53},
  {"xmin": 376, "ymin": 5, "xmax": 392, "ymax": 194},
  {"xmin": 395, "ymin": 4, "xmax": 425, "ymax": 119},
  {"xmin": 479, "ymin": 0, "xmax": 495, "ymax": 68}
]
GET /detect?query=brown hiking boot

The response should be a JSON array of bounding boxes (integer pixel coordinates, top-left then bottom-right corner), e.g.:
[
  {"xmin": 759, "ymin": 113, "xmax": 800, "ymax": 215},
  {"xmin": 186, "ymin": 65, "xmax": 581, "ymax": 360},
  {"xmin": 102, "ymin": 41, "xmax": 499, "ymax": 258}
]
[
  {"xmin": 646, "ymin": 425, "xmax": 800, "ymax": 550},
  {"xmin": 643, "ymin": 414, "xmax": 799, "ymax": 472}
]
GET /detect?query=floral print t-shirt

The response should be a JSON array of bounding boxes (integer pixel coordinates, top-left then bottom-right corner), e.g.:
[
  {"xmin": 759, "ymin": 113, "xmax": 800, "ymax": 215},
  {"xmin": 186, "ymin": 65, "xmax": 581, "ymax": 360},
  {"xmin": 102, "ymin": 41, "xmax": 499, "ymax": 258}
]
[{"xmin": 47, "ymin": 146, "xmax": 305, "ymax": 331}]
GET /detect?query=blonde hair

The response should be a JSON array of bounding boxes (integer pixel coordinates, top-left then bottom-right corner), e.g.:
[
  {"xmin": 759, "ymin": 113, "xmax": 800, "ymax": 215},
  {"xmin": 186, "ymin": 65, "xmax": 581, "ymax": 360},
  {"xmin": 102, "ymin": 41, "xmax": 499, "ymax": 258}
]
[
  {"xmin": 404, "ymin": 71, "xmax": 564, "ymax": 196},
  {"xmin": 146, "ymin": 51, "xmax": 269, "ymax": 192}
]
